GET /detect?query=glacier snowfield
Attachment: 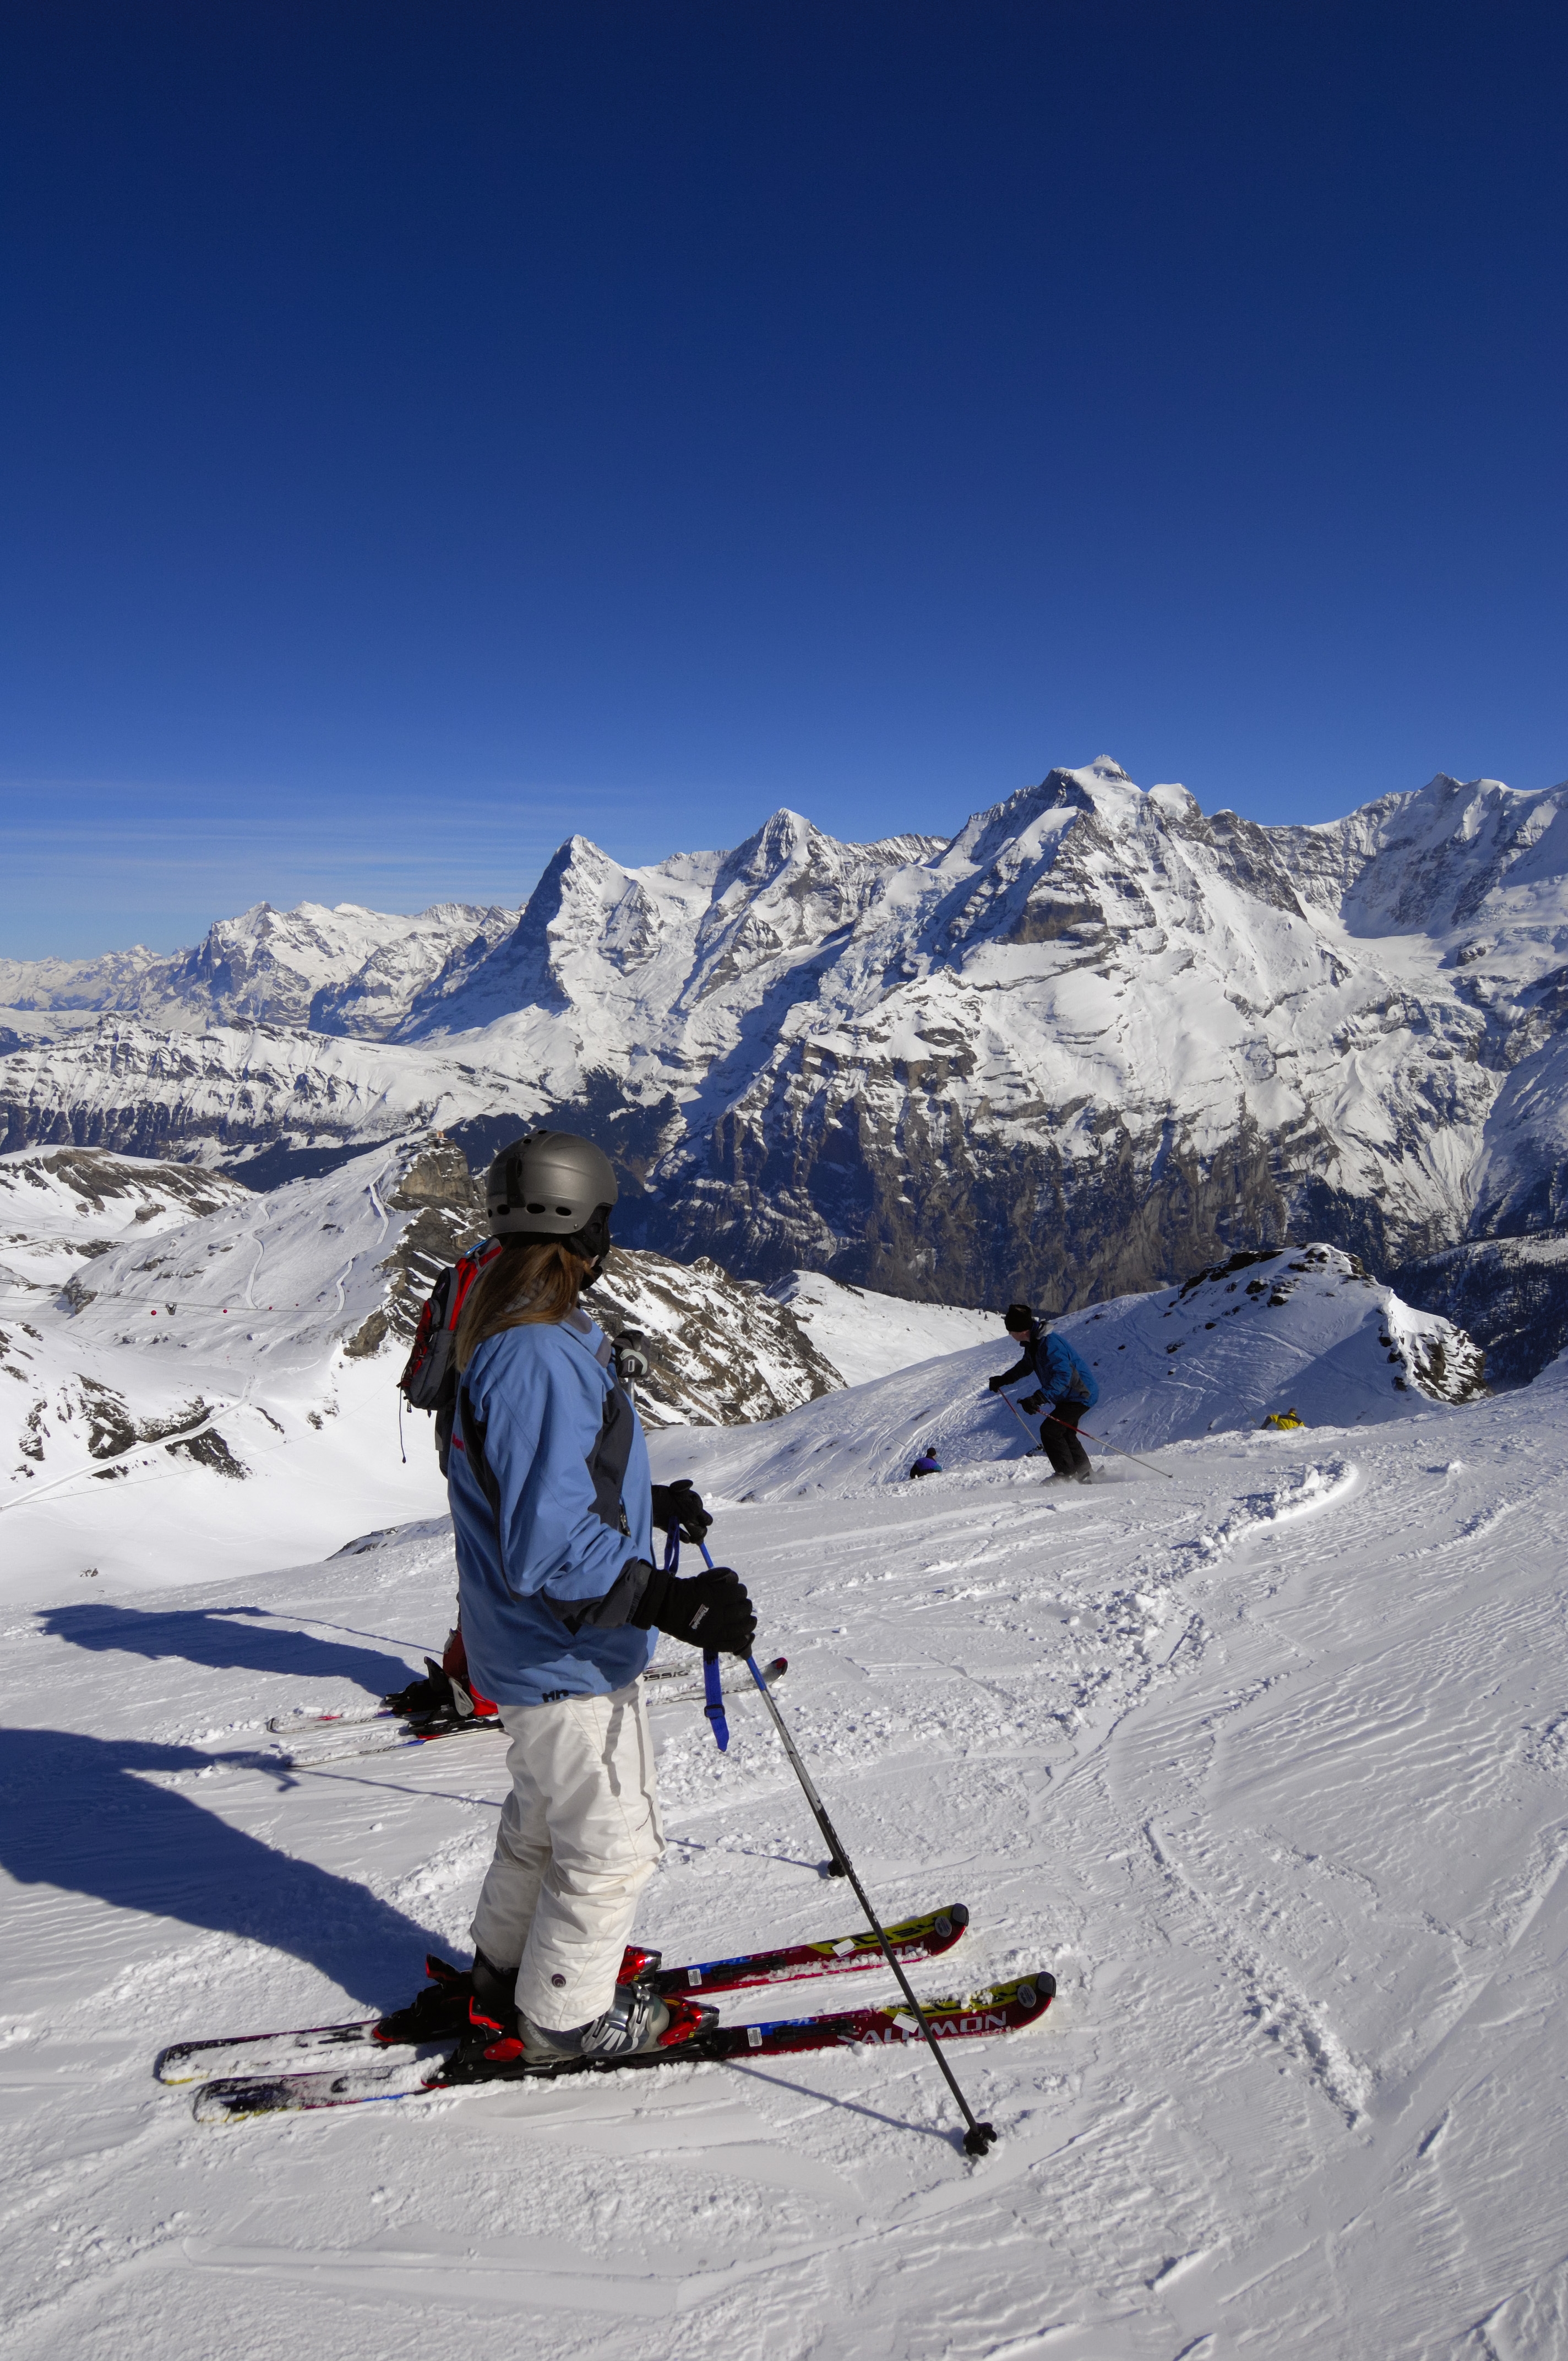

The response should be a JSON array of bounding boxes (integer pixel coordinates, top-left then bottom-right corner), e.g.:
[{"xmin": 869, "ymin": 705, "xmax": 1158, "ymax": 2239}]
[{"xmin": 3, "ymin": 1295, "xmax": 1566, "ymax": 2355}]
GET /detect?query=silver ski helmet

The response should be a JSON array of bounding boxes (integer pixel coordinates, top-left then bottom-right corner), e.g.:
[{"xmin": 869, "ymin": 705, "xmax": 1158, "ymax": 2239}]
[{"xmin": 486, "ymin": 1130, "xmax": 618, "ymax": 1259}]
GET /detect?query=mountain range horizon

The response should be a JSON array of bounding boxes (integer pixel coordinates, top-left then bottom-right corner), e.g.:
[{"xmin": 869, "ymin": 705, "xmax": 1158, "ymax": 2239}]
[
  {"xmin": 8, "ymin": 754, "xmax": 1568, "ymax": 1383},
  {"xmin": 4, "ymin": 754, "xmax": 1564, "ymax": 976}
]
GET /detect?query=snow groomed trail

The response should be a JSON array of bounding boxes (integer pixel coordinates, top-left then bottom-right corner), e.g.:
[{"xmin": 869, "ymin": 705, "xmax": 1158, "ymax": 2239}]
[{"xmin": 1, "ymin": 1381, "xmax": 1566, "ymax": 2358}]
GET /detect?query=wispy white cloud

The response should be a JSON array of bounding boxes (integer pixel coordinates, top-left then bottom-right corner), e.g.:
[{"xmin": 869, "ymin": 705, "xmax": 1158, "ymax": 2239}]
[{"xmin": 0, "ymin": 773, "xmax": 669, "ymax": 958}]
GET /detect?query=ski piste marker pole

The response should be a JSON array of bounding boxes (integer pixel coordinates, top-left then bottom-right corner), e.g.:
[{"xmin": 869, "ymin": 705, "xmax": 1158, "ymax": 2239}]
[
  {"xmin": 740, "ymin": 1649, "xmax": 998, "ymax": 2158},
  {"xmin": 996, "ymin": 1386, "xmax": 1173, "ymax": 1482}
]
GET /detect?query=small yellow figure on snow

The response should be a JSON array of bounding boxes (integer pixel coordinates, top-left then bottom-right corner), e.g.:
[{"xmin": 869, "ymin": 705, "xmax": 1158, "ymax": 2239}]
[{"xmin": 1261, "ymin": 1407, "xmax": 1304, "ymax": 1432}]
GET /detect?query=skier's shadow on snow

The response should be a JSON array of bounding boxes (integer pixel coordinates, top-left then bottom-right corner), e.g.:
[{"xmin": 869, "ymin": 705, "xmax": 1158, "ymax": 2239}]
[
  {"xmin": 35, "ymin": 1601, "xmax": 414, "ymax": 1694},
  {"xmin": 0, "ymin": 1726, "xmax": 447, "ymax": 2005}
]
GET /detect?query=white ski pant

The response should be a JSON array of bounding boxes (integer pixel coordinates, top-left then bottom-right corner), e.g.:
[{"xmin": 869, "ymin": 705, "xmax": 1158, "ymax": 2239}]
[{"xmin": 470, "ymin": 1678, "xmax": 665, "ymax": 2034}]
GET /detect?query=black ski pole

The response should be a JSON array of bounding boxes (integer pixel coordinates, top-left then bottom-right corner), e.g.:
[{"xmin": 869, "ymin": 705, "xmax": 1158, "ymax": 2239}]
[
  {"xmin": 998, "ymin": 1390, "xmax": 1044, "ymax": 1452},
  {"xmin": 742, "ymin": 1649, "xmax": 998, "ymax": 2158}
]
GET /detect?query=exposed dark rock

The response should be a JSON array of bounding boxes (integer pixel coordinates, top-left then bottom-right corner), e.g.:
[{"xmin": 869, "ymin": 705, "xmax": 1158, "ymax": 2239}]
[
  {"xmin": 165, "ymin": 1428, "xmax": 247, "ymax": 1477},
  {"xmin": 1396, "ymin": 1232, "xmax": 1568, "ymax": 1388}
]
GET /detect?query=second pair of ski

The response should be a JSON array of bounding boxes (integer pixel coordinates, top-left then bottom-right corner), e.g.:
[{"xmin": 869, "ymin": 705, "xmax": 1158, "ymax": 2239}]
[{"xmin": 265, "ymin": 1655, "xmax": 790, "ymax": 1769}]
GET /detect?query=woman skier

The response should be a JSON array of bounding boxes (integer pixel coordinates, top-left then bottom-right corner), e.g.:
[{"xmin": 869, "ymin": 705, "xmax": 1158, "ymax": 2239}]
[{"xmin": 380, "ymin": 1130, "xmax": 756, "ymax": 2072}]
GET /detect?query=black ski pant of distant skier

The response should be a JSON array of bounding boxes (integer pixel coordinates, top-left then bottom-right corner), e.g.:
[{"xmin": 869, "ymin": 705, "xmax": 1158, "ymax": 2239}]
[{"xmin": 1040, "ymin": 1399, "xmax": 1091, "ymax": 1478}]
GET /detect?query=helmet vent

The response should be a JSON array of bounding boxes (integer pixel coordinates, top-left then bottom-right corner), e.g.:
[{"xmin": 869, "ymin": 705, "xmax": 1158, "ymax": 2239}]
[
  {"xmin": 555, "ymin": 1205, "xmax": 571, "ymax": 1216},
  {"xmin": 526, "ymin": 1200, "xmax": 546, "ymax": 1212}
]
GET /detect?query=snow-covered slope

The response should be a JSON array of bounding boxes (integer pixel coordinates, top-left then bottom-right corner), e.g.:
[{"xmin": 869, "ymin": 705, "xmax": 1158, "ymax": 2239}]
[
  {"xmin": 0, "ymin": 1148, "xmax": 252, "ymax": 1288},
  {"xmin": 10, "ymin": 761, "xmax": 1568, "ymax": 1354},
  {"xmin": 0, "ymin": 1020, "xmax": 544, "ymax": 1179},
  {"xmin": 766, "ymin": 1269, "xmax": 996, "ymax": 1386},
  {"xmin": 652, "ymin": 1243, "xmax": 1481, "ymax": 1505},
  {"xmin": 0, "ymin": 1146, "xmax": 455, "ymax": 1585},
  {"xmin": 1071, "ymin": 1241, "xmax": 1485, "ymax": 1447},
  {"xmin": 0, "ymin": 1139, "xmax": 861, "ymax": 1582},
  {"xmin": 1, "ymin": 1131, "xmax": 1046, "ymax": 1588},
  {"xmin": 0, "ymin": 1323, "xmax": 1559, "ymax": 2357}
]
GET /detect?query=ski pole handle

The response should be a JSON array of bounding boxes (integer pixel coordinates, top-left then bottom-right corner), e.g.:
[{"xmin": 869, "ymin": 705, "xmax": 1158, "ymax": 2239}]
[{"xmin": 999, "ymin": 1391, "xmax": 1039, "ymax": 1449}]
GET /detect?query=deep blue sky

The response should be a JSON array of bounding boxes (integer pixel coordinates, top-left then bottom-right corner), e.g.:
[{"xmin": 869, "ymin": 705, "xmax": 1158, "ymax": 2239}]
[{"xmin": 3, "ymin": 2, "xmax": 1565, "ymax": 957}]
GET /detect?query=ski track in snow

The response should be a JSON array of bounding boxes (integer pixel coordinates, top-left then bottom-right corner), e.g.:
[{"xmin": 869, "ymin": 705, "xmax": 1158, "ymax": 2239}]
[{"xmin": 3, "ymin": 1384, "xmax": 1568, "ymax": 2358}]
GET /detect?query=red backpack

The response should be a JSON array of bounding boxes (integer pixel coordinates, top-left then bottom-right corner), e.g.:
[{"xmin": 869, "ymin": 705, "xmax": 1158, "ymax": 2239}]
[{"xmin": 398, "ymin": 1237, "xmax": 505, "ymax": 1467}]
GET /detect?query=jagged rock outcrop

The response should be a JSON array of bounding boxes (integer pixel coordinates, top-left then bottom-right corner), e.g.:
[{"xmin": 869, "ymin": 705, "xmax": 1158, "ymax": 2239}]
[
  {"xmin": 341, "ymin": 1136, "xmax": 841, "ymax": 1426},
  {"xmin": 1395, "ymin": 1231, "xmax": 1568, "ymax": 1390}
]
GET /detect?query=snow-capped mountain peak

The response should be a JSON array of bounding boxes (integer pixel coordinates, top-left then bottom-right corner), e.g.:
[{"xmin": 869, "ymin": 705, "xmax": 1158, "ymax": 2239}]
[{"xmin": 12, "ymin": 759, "xmax": 1568, "ymax": 1363}]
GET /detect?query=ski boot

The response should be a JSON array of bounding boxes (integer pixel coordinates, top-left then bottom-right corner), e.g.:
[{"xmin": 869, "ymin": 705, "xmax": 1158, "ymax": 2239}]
[
  {"xmin": 382, "ymin": 1658, "xmax": 486, "ymax": 1732},
  {"xmin": 443, "ymin": 1948, "xmax": 717, "ymax": 2080},
  {"xmin": 373, "ymin": 1951, "xmax": 479, "ymax": 2044}
]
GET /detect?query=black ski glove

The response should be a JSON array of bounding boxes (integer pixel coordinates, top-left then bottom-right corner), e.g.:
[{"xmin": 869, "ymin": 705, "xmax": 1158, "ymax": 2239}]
[
  {"xmin": 1019, "ymin": 1390, "xmax": 1046, "ymax": 1413},
  {"xmin": 987, "ymin": 1374, "xmax": 1006, "ymax": 1394},
  {"xmin": 650, "ymin": 1477, "xmax": 713, "ymax": 1543},
  {"xmin": 630, "ymin": 1563, "xmax": 756, "ymax": 1656}
]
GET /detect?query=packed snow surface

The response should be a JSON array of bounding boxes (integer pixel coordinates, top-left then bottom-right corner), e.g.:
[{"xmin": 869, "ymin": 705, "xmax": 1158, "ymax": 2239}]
[{"xmin": 3, "ymin": 1324, "xmax": 1563, "ymax": 2356}]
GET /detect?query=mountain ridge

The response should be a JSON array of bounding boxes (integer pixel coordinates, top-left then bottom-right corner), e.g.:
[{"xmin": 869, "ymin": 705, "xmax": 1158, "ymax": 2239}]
[{"xmin": 8, "ymin": 759, "xmax": 1568, "ymax": 1363}]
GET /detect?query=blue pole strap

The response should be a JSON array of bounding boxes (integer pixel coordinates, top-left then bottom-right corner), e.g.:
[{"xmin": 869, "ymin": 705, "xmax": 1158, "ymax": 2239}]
[
  {"xmin": 695, "ymin": 1538, "xmax": 728, "ymax": 1750},
  {"xmin": 703, "ymin": 1650, "xmax": 729, "ymax": 1750},
  {"xmin": 665, "ymin": 1531, "xmax": 727, "ymax": 1749}
]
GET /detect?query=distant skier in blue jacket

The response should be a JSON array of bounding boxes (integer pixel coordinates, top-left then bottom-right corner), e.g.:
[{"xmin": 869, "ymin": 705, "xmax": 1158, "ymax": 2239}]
[
  {"xmin": 382, "ymin": 1131, "xmax": 756, "ymax": 2079},
  {"xmin": 988, "ymin": 1302, "xmax": 1098, "ymax": 1482}
]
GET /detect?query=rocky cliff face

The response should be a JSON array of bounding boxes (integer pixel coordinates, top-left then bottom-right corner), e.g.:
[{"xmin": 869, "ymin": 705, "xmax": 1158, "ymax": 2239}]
[
  {"xmin": 334, "ymin": 1138, "xmax": 842, "ymax": 1429},
  {"xmin": 8, "ymin": 760, "xmax": 1568, "ymax": 1362},
  {"xmin": 1391, "ymin": 1231, "xmax": 1568, "ymax": 1390}
]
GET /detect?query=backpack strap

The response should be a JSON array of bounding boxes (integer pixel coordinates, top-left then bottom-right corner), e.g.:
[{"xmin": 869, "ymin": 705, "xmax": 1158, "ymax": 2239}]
[
  {"xmin": 563, "ymin": 1305, "xmax": 615, "ymax": 1370},
  {"xmin": 456, "ymin": 1381, "xmax": 503, "ymax": 1522},
  {"xmin": 562, "ymin": 1309, "xmax": 633, "ymax": 1536}
]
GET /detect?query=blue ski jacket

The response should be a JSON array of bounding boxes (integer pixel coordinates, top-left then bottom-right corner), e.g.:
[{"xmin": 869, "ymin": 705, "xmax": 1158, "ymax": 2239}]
[
  {"xmin": 997, "ymin": 1321, "xmax": 1099, "ymax": 1409},
  {"xmin": 447, "ymin": 1310, "xmax": 657, "ymax": 1708}
]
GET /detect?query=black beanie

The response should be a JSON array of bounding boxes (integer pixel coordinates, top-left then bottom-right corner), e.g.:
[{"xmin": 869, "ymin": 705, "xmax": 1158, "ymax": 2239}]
[{"xmin": 1004, "ymin": 1302, "xmax": 1033, "ymax": 1330}]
